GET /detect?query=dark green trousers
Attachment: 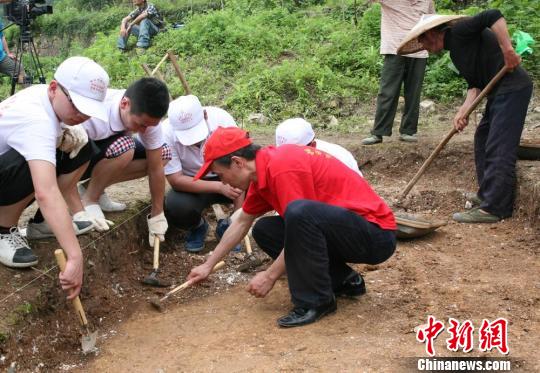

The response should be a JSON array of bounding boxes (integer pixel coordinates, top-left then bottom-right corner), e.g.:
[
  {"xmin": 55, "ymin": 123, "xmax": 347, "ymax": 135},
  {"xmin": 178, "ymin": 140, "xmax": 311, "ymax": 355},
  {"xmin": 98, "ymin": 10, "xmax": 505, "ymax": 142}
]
[{"xmin": 371, "ymin": 55, "xmax": 427, "ymax": 137}]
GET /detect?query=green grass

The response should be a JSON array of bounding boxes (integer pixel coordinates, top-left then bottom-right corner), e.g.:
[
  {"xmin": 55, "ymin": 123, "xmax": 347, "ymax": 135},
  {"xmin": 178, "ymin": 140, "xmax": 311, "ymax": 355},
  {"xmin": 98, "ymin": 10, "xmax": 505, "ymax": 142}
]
[{"xmin": 2, "ymin": 0, "xmax": 538, "ymax": 123}]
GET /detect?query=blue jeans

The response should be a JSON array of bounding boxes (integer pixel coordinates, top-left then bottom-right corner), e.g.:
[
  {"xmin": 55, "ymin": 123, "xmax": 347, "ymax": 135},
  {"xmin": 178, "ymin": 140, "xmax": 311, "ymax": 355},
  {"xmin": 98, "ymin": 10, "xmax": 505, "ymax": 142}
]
[
  {"xmin": 117, "ymin": 19, "xmax": 159, "ymax": 49},
  {"xmin": 251, "ymin": 200, "xmax": 396, "ymax": 308}
]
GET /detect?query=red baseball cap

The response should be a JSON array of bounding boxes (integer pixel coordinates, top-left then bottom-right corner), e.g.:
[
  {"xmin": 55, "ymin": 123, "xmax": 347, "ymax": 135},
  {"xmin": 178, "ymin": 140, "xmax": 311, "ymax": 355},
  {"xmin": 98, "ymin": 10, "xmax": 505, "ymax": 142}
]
[{"xmin": 193, "ymin": 126, "xmax": 253, "ymax": 180}]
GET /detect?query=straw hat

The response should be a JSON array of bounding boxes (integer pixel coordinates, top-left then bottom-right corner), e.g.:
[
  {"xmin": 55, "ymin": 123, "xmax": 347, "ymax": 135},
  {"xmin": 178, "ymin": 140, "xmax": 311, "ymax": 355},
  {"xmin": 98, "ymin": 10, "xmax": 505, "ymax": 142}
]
[{"xmin": 397, "ymin": 14, "xmax": 466, "ymax": 55}]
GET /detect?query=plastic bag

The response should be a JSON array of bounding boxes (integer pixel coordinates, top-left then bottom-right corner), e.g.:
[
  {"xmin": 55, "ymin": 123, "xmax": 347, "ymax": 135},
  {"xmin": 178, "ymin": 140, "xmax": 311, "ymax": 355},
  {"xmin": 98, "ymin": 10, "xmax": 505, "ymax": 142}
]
[{"xmin": 512, "ymin": 30, "xmax": 534, "ymax": 56}]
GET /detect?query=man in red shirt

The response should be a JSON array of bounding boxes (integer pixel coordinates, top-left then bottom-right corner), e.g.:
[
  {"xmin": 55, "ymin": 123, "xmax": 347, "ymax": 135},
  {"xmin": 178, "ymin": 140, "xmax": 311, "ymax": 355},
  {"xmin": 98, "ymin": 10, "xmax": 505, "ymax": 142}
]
[{"xmin": 187, "ymin": 127, "xmax": 397, "ymax": 327}]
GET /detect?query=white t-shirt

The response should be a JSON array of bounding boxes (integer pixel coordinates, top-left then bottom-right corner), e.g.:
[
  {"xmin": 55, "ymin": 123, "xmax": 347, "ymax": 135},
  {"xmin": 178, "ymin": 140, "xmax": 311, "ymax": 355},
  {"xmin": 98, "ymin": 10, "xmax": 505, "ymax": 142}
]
[
  {"xmin": 163, "ymin": 106, "xmax": 236, "ymax": 177},
  {"xmin": 82, "ymin": 89, "xmax": 164, "ymax": 150},
  {"xmin": 0, "ymin": 85, "xmax": 61, "ymax": 165},
  {"xmin": 315, "ymin": 139, "xmax": 363, "ymax": 176}
]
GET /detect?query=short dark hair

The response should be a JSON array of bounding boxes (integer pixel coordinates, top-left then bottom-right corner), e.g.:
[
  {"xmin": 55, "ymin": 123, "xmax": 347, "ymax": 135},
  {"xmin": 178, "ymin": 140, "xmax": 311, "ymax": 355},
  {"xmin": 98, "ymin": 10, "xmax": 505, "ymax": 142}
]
[
  {"xmin": 124, "ymin": 77, "xmax": 169, "ymax": 118},
  {"xmin": 214, "ymin": 144, "xmax": 261, "ymax": 167}
]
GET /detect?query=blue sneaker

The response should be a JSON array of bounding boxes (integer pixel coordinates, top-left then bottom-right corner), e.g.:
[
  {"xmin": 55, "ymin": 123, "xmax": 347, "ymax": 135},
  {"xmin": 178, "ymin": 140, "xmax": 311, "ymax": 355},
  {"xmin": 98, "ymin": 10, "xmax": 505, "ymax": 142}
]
[
  {"xmin": 216, "ymin": 218, "xmax": 242, "ymax": 252},
  {"xmin": 185, "ymin": 219, "xmax": 209, "ymax": 253}
]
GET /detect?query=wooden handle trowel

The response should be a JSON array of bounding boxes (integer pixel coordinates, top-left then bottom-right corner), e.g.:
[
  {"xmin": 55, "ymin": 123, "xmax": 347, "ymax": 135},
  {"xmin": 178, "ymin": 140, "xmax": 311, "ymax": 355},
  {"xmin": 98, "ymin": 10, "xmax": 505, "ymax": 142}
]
[{"xmin": 55, "ymin": 249, "xmax": 97, "ymax": 354}]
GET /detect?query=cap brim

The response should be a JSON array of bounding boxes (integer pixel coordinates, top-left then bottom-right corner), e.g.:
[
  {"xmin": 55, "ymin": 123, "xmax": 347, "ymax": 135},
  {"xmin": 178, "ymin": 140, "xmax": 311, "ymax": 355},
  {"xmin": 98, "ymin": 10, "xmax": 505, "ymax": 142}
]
[
  {"xmin": 70, "ymin": 91, "xmax": 108, "ymax": 122},
  {"xmin": 175, "ymin": 119, "xmax": 209, "ymax": 146},
  {"xmin": 193, "ymin": 160, "xmax": 213, "ymax": 181}
]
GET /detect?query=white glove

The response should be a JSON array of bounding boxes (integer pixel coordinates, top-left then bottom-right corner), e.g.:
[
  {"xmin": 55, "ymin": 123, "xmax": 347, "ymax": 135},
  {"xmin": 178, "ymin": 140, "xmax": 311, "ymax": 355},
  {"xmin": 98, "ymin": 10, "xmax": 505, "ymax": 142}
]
[
  {"xmin": 72, "ymin": 210, "xmax": 96, "ymax": 233},
  {"xmin": 84, "ymin": 204, "xmax": 114, "ymax": 232},
  {"xmin": 147, "ymin": 212, "xmax": 168, "ymax": 246},
  {"xmin": 58, "ymin": 124, "xmax": 89, "ymax": 159}
]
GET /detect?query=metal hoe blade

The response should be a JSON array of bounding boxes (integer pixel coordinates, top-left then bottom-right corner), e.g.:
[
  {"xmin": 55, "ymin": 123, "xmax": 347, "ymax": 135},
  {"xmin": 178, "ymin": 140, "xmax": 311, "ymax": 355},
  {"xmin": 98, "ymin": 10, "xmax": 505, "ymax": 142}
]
[{"xmin": 81, "ymin": 330, "xmax": 98, "ymax": 353}]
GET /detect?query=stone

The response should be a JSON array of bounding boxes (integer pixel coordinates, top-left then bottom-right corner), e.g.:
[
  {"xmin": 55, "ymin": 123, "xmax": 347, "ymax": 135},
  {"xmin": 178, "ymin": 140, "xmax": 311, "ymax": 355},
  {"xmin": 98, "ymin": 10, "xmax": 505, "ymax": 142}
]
[
  {"xmin": 420, "ymin": 100, "xmax": 435, "ymax": 110},
  {"xmin": 328, "ymin": 115, "xmax": 339, "ymax": 127},
  {"xmin": 247, "ymin": 113, "xmax": 270, "ymax": 125}
]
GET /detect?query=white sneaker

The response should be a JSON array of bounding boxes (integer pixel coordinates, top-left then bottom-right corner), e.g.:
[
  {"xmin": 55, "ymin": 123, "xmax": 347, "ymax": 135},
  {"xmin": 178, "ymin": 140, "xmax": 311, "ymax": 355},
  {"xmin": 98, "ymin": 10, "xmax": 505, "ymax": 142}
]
[
  {"xmin": 98, "ymin": 192, "xmax": 126, "ymax": 212},
  {"xmin": 26, "ymin": 218, "xmax": 94, "ymax": 240},
  {"xmin": 0, "ymin": 227, "xmax": 38, "ymax": 268},
  {"xmin": 78, "ymin": 184, "xmax": 126, "ymax": 212}
]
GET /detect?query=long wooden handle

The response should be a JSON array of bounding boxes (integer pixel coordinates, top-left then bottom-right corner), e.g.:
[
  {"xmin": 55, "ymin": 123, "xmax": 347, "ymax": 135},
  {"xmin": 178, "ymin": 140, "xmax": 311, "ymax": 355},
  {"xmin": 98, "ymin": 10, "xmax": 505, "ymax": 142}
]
[
  {"xmin": 141, "ymin": 63, "xmax": 152, "ymax": 76},
  {"xmin": 54, "ymin": 249, "xmax": 89, "ymax": 327},
  {"xmin": 211, "ymin": 204, "xmax": 228, "ymax": 221},
  {"xmin": 153, "ymin": 237, "xmax": 160, "ymax": 270},
  {"xmin": 244, "ymin": 236, "xmax": 252, "ymax": 255},
  {"xmin": 162, "ymin": 261, "xmax": 225, "ymax": 300},
  {"xmin": 167, "ymin": 51, "xmax": 192, "ymax": 95},
  {"xmin": 140, "ymin": 63, "xmax": 173, "ymax": 101},
  {"xmin": 151, "ymin": 53, "xmax": 170, "ymax": 76},
  {"xmin": 400, "ymin": 66, "xmax": 509, "ymax": 200}
]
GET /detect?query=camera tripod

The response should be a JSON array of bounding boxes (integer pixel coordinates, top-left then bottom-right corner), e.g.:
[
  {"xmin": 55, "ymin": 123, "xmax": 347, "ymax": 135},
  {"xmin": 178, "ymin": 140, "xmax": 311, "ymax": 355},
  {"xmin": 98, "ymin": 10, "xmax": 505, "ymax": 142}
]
[{"xmin": 9, "ymin": 23, "xmax": 46, "ymax": 95}]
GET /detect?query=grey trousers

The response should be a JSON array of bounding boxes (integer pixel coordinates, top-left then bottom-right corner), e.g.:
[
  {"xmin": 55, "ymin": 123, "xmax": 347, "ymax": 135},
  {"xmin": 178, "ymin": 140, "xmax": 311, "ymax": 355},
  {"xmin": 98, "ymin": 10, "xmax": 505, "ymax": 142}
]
[{"xmin": 371, "ymin": 54, "xmax": 427, "ymax": 137}]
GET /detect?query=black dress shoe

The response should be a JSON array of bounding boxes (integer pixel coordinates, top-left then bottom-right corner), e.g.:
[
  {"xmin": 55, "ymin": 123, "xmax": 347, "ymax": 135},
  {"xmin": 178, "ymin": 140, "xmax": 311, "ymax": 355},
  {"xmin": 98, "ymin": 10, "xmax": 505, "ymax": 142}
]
[
  {"xmin": 277, "ymin": 298, "xmax": 337, "ymax": 328},
  {"xmin": 334, "ymin": 272, "xmax": 366, "ymax": 297}
]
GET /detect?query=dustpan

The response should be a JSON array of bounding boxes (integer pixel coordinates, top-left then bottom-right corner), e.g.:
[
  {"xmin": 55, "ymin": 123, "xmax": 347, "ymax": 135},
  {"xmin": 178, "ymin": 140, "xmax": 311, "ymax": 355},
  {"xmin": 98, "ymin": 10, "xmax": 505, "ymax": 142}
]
[
  {"xmin": 517, "ymin": 139, "xmax": 540, "ymax": 160},
  {"xmin": 395, "ymin": 212, "xmax": 447, "ymax": 239}
]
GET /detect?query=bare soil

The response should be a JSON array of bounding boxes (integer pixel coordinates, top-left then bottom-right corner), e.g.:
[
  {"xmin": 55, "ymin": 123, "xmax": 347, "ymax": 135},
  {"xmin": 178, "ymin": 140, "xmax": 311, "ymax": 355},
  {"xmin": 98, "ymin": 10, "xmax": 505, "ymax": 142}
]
[{"xmin": 1, "ymin": 103, "xmax": 539, "ymax": 372}]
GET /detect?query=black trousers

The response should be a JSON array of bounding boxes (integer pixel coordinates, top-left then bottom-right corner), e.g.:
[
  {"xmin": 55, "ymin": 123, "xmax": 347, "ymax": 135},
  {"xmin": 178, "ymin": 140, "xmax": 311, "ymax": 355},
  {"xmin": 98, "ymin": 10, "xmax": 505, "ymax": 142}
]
[
  {"xmin": 164, "ymin": 182, "xmax": 232, "ymax": 230},
  {"xmin": 371, "ymin": 54, "xmax": 427, "ymax": 137},
  {"xmin": 252, "ymin": 200, "xmax": 396, "ymax": 308},
  {"xmin": 0, "ymin": 142, "xmax": 97, "ymax": 206},
  {"xmin": 475, "ymin": 85, "xmax": 533, "ymax": 218}
]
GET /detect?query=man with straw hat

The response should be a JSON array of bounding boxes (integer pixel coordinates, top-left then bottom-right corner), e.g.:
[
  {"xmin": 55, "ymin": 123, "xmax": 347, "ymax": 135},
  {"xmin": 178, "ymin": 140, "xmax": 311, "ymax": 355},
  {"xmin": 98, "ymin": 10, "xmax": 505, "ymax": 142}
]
[
  {"xmin": 361, "ymin": 0, "xmax": 435, "ymax": 145},
  {"xmin": 398, "ymin": 10, "xmax": 533, "ymax": 223}
]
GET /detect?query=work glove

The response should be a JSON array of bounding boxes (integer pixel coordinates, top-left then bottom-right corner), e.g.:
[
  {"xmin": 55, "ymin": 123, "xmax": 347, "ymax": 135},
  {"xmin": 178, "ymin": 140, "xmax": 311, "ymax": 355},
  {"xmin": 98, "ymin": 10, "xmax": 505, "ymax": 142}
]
[
  {"xmin": 58, "ymin": 124, "xmax": 88, "ymax": 159},
  {"xmin": 71, "ymin": 210, "xmax": 95, "ymax": 234},
  {"xmin": 83, "ymin": 204, "xmax": 114, "ymax": 232},
  {"xmin": 147, "ymin": 212, "xmax": 168, "ymax": 246}
]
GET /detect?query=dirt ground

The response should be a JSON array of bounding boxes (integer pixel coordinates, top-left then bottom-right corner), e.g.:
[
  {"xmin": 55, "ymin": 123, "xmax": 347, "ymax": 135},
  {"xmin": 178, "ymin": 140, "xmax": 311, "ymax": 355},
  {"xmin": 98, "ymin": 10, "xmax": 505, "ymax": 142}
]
[{"xmin": 0, "ymin": 101, "xmax": 539, "ymax": 372}]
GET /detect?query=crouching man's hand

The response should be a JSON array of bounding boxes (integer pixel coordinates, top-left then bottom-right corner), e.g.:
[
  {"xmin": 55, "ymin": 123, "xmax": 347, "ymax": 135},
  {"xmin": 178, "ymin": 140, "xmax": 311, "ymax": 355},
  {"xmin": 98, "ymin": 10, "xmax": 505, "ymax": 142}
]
[
  {"xmin": 247, "ymin": 270, "xmax": 276, "ymax": 298},
  {"xmin": 187, "ymin": 262, "xmax": 214, "ymax": 285},
  {"xmin": 59, "ymin": 254, "xmax": 83, "ymax": 300},
  {"xmin": 83, "ymin": 205, "xmax": 114, "ymax": 232},
  {"xmin": 147, "ymin": 212, "xmax": 167, "ymax": 246}
]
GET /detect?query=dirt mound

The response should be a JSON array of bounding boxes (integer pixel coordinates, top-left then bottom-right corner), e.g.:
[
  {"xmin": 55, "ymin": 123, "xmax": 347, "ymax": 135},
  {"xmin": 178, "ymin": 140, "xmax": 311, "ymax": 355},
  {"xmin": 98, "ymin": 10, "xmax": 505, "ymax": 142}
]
[{"xmin": 0, "ymin": 204, "xmax": 255, "ymax": 371}]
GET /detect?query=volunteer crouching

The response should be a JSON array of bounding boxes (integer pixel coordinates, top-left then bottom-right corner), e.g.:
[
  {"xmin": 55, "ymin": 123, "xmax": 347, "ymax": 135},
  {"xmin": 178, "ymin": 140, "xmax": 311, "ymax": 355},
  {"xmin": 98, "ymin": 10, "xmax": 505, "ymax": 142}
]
[
  {"xmin": 187, "ymin": 127, "xmax": 397, "ymax": 328},
  {"xmin": 0, "ymin": 56, "xmax": 109, "ymax": 299}
]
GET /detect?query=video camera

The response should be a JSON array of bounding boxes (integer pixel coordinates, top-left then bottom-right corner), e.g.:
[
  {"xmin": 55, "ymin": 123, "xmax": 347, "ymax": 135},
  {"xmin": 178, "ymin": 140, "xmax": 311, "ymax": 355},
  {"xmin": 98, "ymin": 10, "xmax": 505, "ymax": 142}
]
[{"xmin": 4, "ymin": 0, "xmax": 53, "ymax": 26}]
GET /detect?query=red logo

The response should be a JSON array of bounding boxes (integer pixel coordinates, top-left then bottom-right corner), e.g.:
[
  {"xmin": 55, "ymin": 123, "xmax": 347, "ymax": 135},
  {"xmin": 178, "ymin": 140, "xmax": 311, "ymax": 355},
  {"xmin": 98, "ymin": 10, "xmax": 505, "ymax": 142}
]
[
  {"xmin": 178, "ymin": 111, "xmax": 193, "ymax": 124},
  {"xmin": 89, "ymin": 78, "xmax": 107, "ymax": 99},
  {"xmin": 416, "ymin": 317, "xmax": 509, "ymax": 356},
  {"xmin": 446, "ymin": 318, "xmax": 474, "ymax": 353},
  {"xmin": 478, "ymin": 318, "xmax": 509, "ymax": 355},
  {"xmin": 416, "ymin": 316, "xmax": 445, "ymax": 356}
]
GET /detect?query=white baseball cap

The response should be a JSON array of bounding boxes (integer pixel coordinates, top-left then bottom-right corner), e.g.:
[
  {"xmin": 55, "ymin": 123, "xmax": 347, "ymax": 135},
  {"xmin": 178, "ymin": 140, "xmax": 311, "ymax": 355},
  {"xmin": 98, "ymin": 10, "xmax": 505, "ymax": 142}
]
[
  {"xmin": 168, "ymin": 95, "xmax": 209, "ymax": 146},
  {"xmin": 54, "ymin": 56, "xmax": 109, "ymax": 121},
  {"xmin": 275, "ymin": 118, "xmax": 315, "ymax": 146}
]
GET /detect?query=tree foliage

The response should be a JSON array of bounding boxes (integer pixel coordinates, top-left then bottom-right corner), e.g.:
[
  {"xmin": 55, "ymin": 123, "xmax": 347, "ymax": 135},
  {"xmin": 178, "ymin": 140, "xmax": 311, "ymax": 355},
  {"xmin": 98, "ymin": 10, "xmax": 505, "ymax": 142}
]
[{"xmin": 1, "ymin": 0, "xmax": 538, "ymax": 122}]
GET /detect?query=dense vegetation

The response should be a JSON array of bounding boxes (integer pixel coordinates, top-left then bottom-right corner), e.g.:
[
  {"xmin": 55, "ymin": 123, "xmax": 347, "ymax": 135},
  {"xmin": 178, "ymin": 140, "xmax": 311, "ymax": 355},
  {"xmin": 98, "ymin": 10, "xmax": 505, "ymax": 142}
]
[{"xmin": 1, "ymin": 0, "xmax": 538, "ymax": 125}]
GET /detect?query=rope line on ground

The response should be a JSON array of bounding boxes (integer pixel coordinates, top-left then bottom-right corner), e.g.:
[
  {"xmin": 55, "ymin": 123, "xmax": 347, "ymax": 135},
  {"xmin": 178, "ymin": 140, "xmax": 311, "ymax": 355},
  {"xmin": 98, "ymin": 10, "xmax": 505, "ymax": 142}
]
[{"xmin": 0, "ymin": 204, "xmax": 151, "ymax": 305}]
